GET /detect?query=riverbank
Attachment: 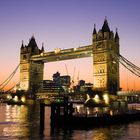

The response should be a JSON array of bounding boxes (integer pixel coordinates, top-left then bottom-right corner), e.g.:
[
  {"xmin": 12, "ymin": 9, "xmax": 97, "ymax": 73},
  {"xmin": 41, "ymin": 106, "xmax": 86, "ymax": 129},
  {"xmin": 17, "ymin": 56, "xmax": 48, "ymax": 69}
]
[
  {"xmin": 51, "ymin": 110, "xmax": 140, "ymax": 128},
  {"xmin": 39, "ymin": 101, "xmax": 140, "ymax": 130}
]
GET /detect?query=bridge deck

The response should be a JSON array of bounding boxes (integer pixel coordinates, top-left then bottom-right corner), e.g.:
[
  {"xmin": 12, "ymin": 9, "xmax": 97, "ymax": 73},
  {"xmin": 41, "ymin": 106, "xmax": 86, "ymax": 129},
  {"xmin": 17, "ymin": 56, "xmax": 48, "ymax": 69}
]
[{"xmin": 31, "ymin": 45, "xmax": 93, "ymax": 62}]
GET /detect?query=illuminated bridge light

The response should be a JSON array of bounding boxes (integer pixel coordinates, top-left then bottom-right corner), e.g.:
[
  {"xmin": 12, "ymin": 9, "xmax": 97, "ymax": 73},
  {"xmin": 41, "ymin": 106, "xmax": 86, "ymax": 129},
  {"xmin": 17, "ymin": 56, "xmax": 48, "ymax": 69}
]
[
  {"xmin": 13, "ymin": 96, "xmax": 18, "ymax": 102},
  {"xmin": 103, "ymin": 93, "xmax": 109, "ymax": 104},
  {"xmin": 40, "ymin": 53, "xmax": 44, "ymax": 56},
  {"xmin": 55, "ymin": 48, "xmax": 61, "ymax": 54},
  {"xmin": 74, "ymin": 48, "xmax": 77, "ymax": 51},
  {"xmin": 21, "ymin": 96, "xmax": 26, "ymax": 103},
  {"xmin": 94, "ymin": 94, "xmax": 100, "ymax": 103},
  {"xmin": 7, "ymin": 95, "xmax": 12, "ymax": 99}
]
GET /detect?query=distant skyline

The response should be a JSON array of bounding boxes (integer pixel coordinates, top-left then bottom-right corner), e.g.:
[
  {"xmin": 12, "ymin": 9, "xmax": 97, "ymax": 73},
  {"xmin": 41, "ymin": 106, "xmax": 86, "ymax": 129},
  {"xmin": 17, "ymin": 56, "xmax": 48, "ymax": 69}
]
[{"xmin": 0, "ymin": 0, "xmax": 140, "ymax": 91}]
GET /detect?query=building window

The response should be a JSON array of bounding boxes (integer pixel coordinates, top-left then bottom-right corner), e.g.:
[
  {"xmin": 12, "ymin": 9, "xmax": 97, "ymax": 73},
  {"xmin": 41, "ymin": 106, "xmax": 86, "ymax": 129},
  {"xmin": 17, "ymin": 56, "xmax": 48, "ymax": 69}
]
[{"xmin": 23, "ymin": 55, "xmax": 27, "ymax": 60}]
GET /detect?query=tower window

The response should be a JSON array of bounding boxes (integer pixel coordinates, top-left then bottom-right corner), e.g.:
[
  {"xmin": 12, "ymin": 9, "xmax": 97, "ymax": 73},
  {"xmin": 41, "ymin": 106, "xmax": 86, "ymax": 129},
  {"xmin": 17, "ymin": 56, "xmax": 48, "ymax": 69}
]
[{"xmin": 23, "ymin": 55, "xmax": 27, "ymax": 60}]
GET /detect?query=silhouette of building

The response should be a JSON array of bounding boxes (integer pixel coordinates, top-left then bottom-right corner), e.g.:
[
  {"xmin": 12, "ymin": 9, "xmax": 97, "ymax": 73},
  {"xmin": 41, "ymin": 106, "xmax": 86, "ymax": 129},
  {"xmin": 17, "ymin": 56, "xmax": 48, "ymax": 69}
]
[
  {"xmin": 42, "ymin": 80, "xmax": 64, "ymax": 93},
  {"xmin": 53, "ymin": 71, "xmax": 71, "ymax": 87}
]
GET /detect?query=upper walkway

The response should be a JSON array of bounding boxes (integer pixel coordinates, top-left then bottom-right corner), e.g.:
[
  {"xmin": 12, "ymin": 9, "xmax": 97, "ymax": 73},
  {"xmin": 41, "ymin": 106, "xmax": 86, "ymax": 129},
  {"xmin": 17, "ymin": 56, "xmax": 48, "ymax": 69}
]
[{"xmin": 31, "ymin": 45, "xmax": 93, "ymax": 62}]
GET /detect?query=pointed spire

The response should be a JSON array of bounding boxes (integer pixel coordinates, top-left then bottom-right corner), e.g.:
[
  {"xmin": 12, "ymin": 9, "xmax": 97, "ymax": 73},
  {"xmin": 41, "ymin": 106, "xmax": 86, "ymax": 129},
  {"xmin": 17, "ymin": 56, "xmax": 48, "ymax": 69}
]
[
  {"xmin": 115, "ymin": 28, "xmax": 119, "ymax": 39},
  {"xmin": 32, "ymin": 33, "xmax": 35, "ymax": 39},
  {"xmin": 101, "ymin": 17, "xmax": 110, "ymax": 32},
  {"xmin": 28, "ymin": 34, "xmax": 37, "ymax": 47},
  {"xmin": 41, "ymin": 43, "xmax": 45, "ymax": 52},
  {"xmin": 93, "ymin": 24, "xmax": 97, "ymax": 34},
  {"xmin": 21, "ymin": 40, "xmax": 24, "ymax": 48},
  {"xmin": 42, "ymin": 42, "xmax": 44, "ymax": 47}
]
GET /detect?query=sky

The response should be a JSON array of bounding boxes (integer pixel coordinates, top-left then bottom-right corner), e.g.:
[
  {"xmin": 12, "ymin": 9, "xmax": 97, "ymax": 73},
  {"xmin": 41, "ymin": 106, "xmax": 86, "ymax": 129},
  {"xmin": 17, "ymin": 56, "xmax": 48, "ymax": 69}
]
[{"xmin": 0, "ymin": 0, "xmax": 140, "ymax": 91}]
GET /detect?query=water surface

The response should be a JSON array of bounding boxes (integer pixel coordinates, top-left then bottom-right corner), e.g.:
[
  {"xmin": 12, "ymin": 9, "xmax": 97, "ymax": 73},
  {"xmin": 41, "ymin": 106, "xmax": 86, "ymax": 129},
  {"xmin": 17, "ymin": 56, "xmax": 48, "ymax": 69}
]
[{"xmin": 0, "ymin": 104, "xmax": 140, "ymax": 140}]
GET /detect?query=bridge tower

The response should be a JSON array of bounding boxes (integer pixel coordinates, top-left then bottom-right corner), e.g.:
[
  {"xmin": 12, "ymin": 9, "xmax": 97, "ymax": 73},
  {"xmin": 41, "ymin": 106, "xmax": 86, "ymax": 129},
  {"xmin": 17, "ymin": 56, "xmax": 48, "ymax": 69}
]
[
  {"xmin": 92, "ymin": 18, "xmax": 120, "ymax": 94},
  {"xmin": 20, "ymin": 36, "xmax": 44, "ymax": 92}
]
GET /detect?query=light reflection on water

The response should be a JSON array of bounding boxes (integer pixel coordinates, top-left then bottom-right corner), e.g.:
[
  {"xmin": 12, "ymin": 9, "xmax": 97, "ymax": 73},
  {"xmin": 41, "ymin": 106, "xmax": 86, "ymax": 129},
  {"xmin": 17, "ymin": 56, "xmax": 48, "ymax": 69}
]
[
  {"xmin": 0, "ymin": 103, "xmax": 140, "ymax": 139},
  {"xmin": 0, "ymin": 103, "xmax": 40, "ymax": 139},
  {"xmin": 3, "ymin": 105, "xmax": 29, "ymax": 138}
]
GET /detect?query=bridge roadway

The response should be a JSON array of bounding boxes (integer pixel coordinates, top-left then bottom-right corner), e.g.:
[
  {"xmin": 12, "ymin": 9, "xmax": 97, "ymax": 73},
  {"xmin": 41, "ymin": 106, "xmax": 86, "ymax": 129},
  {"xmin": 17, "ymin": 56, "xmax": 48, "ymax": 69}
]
[{"xmin": 31, "ymin": 45, "xmax": 93, "ymax": 62}]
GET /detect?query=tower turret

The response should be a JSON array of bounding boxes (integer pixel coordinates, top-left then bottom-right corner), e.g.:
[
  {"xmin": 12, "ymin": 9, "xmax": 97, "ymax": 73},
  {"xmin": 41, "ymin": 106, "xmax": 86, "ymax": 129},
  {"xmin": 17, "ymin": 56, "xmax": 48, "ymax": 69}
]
[
  {"xmin": 115, "ymin": 28, "xmax": 119, "ymax": 42},
  {"xmin": 41, "ymin": 43, "xmax": 45, "ymax": 52},
  {"xmin": 101, "ymin": 17, "xmax": 110, "ymax": 32},
  {"xmin": 101, "ymin": 18, "xmax": 111, "ymax": 39},
  {"xmin": 21, "ymin": 40, "xmax": 24, "ymax": 48},
  {"xmin": 93, "ymin": 24, "xmax": 97, "ymax": 42},
  {"xmin": 27, "ymin": 36, "xmax": 40, "ymax": 55},
  {"xmin": 20, "ymin": 40, "xmax": 25, "ymax": 53}
]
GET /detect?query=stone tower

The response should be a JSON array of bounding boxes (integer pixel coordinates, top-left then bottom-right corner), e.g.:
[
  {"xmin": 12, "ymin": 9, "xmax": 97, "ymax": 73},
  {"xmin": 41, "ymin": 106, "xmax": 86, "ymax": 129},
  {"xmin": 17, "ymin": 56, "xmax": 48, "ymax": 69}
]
[
  {"xmin": 20, "ymin": 36, "xmax": 44, "ymax": 92},
  {"xmin": 92, "ymin": 18, "xmax": 119, "ymax": 94}
]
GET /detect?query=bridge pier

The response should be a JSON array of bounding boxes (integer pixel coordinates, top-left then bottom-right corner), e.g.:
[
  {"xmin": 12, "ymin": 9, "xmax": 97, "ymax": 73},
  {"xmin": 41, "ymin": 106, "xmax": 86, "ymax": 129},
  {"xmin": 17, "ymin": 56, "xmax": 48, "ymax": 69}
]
[
  {"xmin": 51, "ymin": 104, "xmax": 61, "ymax": 119},
  {"xmin": 40, "ymin": 103, "xmax": 45, "ymax": 134},
  {"xmin": 40, "ymin": 97, "xmax": 74, "ymax": 133}
]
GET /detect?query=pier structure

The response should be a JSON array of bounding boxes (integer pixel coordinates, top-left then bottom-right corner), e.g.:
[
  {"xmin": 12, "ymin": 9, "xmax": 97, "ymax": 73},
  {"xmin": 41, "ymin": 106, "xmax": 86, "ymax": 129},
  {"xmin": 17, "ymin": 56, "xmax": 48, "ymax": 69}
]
[
  {"xmin": 39, "ymin": 96, "xmax": 140, "ymax": 133},
  {"xmin": 40, "ymin": 96, "xmax": 74, "ymax": 133},
  {"xmin": 20, "ymin": 18, "xmax": 120, "ymax": 95}
]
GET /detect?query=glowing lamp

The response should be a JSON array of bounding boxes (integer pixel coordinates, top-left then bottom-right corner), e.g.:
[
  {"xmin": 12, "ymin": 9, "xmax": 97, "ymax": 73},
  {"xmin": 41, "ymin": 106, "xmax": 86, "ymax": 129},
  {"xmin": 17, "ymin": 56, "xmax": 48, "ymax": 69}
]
[
  {"xmin": 94, "ymin": 94, "xmax": 100, "ymax": 103},
  {"xmin": 7, "ymin": 95, "xmax": 12, "ymax": 99},
  {"xmin": 21, "ymin": 96, "xmax": 26, "ymax": 103},
  {"xmin": 13, "ymin": 96, "xmax": 18, "ymax": 102},
  {"xmin": 103, "ymin": 94, "xmax": 109, "ymax": 104}
]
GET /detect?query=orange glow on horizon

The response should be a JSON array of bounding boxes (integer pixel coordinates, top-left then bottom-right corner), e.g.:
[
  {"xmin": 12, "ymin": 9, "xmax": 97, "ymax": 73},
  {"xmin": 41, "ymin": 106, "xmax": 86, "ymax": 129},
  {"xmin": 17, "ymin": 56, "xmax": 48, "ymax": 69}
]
[
  {"xmin": 120, "ymin": 65, "xmax": 140, "ymax": 91},
  {"xmin": 1, "ymin": 58, "xmax": 140, "ymax": 91}
]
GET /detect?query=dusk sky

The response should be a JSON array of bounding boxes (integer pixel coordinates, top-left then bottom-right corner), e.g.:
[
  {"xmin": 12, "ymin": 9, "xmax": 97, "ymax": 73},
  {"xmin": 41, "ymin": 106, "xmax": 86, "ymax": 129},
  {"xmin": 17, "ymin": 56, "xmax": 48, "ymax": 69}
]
[{"xmin": 0, "ymin": 0, "xmax": 140, "ymax": 91}]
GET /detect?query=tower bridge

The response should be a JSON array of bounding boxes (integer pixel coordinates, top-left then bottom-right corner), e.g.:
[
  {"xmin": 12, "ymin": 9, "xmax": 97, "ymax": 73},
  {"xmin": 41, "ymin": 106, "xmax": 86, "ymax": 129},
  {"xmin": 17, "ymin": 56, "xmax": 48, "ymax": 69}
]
[{"xmin": 20, "ymin": 18, "xmax": 120, "ymax": 94}]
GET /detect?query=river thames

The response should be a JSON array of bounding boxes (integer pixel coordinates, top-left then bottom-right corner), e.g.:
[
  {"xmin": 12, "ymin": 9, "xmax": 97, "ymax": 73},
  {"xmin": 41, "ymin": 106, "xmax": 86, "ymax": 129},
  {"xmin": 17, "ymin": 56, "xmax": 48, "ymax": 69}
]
[{"xmin": 0, "ymin": 103, "xmax": 140, "ymax": 140}]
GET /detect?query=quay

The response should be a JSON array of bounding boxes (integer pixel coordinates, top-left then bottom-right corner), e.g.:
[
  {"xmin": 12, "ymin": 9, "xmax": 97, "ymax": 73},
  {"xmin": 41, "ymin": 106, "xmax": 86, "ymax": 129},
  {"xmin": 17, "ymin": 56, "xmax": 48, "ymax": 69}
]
[{"xmin": 39, "ymin": 96, "xmax": 140, "ymax": 133}]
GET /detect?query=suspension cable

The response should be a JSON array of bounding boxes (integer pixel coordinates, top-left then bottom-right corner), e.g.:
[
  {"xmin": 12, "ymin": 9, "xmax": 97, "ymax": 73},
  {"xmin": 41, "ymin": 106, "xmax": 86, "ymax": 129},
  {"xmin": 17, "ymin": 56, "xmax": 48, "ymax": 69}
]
[
  {"xmin": 119, "ymin": 54, "xmax": 140, "ymax": 71},
  {"xmin": 110, "ymin": 51, "xmax": 140, "ymax": 77},
  {"xmin": 0, "ymin": 64, "xmax": 20, "ymax": 90},
  {"xmin": 5, "ymin": 82, "xmax": 20, "ymax": 93},
  {"xmin": 118, "ymin": 55, "xmax": 140, "ymax": 76},
  {"xmin": 118, "ymin": 57, "xmax": 140, "ymax": 77}
]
